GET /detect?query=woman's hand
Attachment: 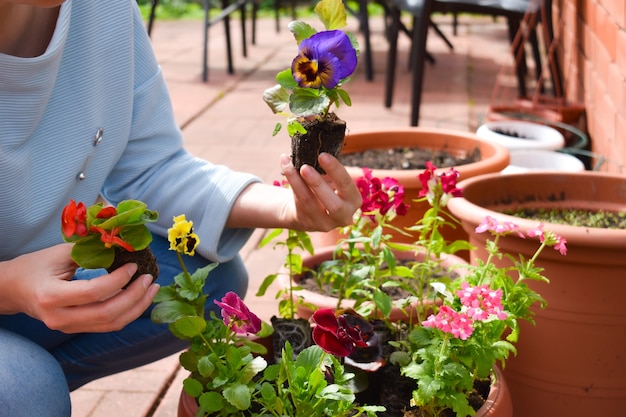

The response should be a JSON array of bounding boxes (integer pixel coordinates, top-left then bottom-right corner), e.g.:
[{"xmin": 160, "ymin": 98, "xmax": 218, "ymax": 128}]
[
  {"xmin": 280, "ymin": 152, "xmax": 362, "ymax": 231},
  {"xmin": 0, "ymin": 244, "xmax": 159, "ymax": 333},
  {"xmin": 228, "ymin": 152, "xmax": 362, "ymax": 232}
]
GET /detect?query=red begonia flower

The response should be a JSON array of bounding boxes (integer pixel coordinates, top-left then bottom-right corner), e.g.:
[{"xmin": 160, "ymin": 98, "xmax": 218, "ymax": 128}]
[
  {"xmin": 96, "ymin": 206, "xmax": 117, "ymax": 219},
  {"xmin": 90, "ymin": 226, "xmax": 135, "ymax": 252},
  {"xmin": 61, "ymin": 199, "xmax": 88, "ymax": 238}
]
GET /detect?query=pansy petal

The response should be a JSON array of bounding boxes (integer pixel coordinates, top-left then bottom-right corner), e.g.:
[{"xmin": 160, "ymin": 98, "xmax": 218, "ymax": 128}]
[{"xmin": 312, "ymin": 326, "xmax": 352, "ymax": 357}]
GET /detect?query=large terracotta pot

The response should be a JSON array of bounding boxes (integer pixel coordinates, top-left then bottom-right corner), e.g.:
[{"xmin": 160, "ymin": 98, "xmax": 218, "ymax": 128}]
[
  {"xmin": 446, "ymin": 171, "xmax": 626, "ymax": 417},
  {"xmin": 278, "ymin": 244, "xmax": 469, "ymax": 321},
  {"xmin": 310, "ymin": 127, "xmax": 510, "ymax": 259}
]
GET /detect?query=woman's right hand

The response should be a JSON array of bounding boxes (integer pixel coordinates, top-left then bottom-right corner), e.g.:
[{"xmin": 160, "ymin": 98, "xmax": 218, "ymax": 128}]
[{"xmin": 0, "ymin": 244, "xmax": 159, "ymax": 333}]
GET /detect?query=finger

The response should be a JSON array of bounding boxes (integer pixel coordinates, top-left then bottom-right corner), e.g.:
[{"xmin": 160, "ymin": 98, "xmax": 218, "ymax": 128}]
[
  {"xmin": 301, "ymin": 154, "xmax": 361, "ymax": 223},
  {"xmin": 280, "ymin": 153, "xmax": 320, "ymax": 203},
  {"xmin": 58, "ymin": 275, "xmax": 159, "ymax": 334},
  {"xmin": 318, "ymin": 153, "xmax": 362, "ymax": 201},
  {"xmin": 58, "ymin": 263, "xmax": 139, "ymax": 306}
]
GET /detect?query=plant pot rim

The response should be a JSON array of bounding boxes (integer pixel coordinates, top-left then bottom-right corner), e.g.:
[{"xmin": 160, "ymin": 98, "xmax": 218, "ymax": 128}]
[
  {"xmin": 342, "ymin": 127, "xmax": 510, "ymax": 182},
  {"xmin": 476, "ymin": 120, "xmax": 565, "ymax": 151},
  {"xmin": 278, "ymin": 244, "xmax": 470, "ymax": 320},
  {"xmin": 447, "ymin": 170, "xmax": 626, "ymax": 246}
]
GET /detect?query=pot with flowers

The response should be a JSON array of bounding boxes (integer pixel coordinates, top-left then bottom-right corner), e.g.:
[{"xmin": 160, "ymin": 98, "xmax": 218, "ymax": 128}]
[
  {"xmin": 60, "ymin": 198, "xmax": 159, "ymax": 286},
  {"xmin": 261, "ymin": 165, "xmax": 470, "ymax": 322},
  {"xmin": 257, "ymin": 163, "xmax": 568, "ymax": 416},
  {"xmin": 446, "ymin": 171, "xmax": 626, "ymax": 417},
  {"xmin": 262, "ymin": 0, "xmax": 358, "ymax": 173},
  {"xmin": 151, "ymin": 215, "xmax": 384, "ymax": 417},
  {"xmin": 310, "ymin": 128, "xmax": 510, "ymax": 250}
]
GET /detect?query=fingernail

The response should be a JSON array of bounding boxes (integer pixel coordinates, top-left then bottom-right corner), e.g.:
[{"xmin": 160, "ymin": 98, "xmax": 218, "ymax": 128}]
[
  {"xmin": 319, "ymin": 152, "xmax": 331, "ymax": 163},
  {"xmin": 148, "ymin": 283, "xmax": 160, "ymax": 297},
  {"xmin": 141, "ymin": 274, "xmax": 154, "ymax": 289},
  {"xmin": 280, "ymin": 153, "xmax": 292, "ymax": 168},
  {"xmin": 126, "ymin": 263, "xmax": 138, "ymax": 276}
]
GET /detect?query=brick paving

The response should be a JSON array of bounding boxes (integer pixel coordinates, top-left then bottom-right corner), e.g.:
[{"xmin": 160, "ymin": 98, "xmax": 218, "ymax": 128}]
[{"xmin": 69, "ymin": 11, "xmax": 520, "ymax": 417}]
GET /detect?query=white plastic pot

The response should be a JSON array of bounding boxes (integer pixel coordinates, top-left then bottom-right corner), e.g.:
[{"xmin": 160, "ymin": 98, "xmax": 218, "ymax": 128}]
[
  {"xmin": 476, "ymin": 120, "xmax": 565, "ymax": 151},
  {"xmin": 502, "ymin": 149, "xmax": 586, "ymax": 174}
]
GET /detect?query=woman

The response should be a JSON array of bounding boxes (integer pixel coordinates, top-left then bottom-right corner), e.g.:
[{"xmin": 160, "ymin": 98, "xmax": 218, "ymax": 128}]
[{"xmin": 0, "ymin": 1, "xmax": 362, "ymax": 415}]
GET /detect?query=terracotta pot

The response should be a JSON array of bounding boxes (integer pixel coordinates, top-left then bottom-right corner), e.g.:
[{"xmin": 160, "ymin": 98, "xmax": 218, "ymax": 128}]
[
  {"xmin": 478, "ymin": 365, "xmax": 513, "ymax": 417},
  {"xmin": 278, "ymin": 244, "xmax": 469, "ymax": 321},
  {"xmin": 487, "ymin": 97, "xmax": 587, "ymax": 149},
  {"xmin": 310, "ymin": 127, "xmax": 510, "ymax": 259},
  {"xmin": 446, "ymin": 171, "xmax": 626, "ymax": 417}
]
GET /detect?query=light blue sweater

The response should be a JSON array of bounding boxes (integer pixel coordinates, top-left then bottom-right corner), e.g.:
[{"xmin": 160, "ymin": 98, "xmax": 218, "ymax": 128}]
[{"xmin": 0, "ymin": 0, "xmax": 260, "ymax": 262}]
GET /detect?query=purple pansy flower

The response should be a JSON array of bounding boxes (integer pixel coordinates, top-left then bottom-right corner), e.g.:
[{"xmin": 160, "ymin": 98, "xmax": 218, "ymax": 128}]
[{"xmin": 291, "ymin": 30, "xmax": 357, "ymax": 89}]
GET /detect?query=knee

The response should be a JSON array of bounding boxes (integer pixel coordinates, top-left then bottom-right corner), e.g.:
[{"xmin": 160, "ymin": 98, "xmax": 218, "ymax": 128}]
[{"xmin": 0, "ymin": 330, "xmax": 71, "ymax": 417}]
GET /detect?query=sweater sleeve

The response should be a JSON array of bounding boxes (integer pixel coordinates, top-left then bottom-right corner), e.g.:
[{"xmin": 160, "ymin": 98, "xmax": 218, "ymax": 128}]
[{"xmin": 101, "ymin": 5, "xmax": 261, "ymax": 262}]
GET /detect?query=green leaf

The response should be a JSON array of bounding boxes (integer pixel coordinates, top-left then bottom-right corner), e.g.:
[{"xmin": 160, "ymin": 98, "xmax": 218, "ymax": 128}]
[
  {"xmin": 243, "ymin": 355, "xmax": 268, "ymax": 382},
  {"xmin": 272, "ymin": 122, "xmax": 282, "ymax": 136},
  {"xmin": 173, "ymin": 316, "xmax": 207, "ymax": 338},
  {"xmin": 287, "ymin": 21, "xmax": 317, "ymax": 44},
  {"xmin": 290, "ymin": 88, "xmax": 329, "ymax": 117},
  {"xmin": 197, "ymin": 355, "xmax": 216, "ymax": 378},
  {"xmin": 336, "ymin": 88, "xmax": 352, "ymax": 106},
  {"xmin": 198, "ymin": 391, "xmax": 224, "ymax": 413},
  {"xmin": 223, "ymin": 383, "xmax": 252, "ymax": 410},
  {"xmin": 263, "ymin": 84, "xmax": 290, "ymax": 114},
  {"xmin": 276, "ymin": 68, "xmax": 298, "ymax": 89},
  {"xmin": 286, "ymin": 119, "xmax": 306, "ymax": 136},
  {"xmin": 182, "ymin": 377, "xmax": 203, "ymax": 397},
  {"xmin": 150, "ymin": 300, "xmax": 197, "ymax": 324},
  {"xmin": 314, "ymin": 0, "xmax": 347, "ymax": 30},
  {"xmin": 70, "ymin": 234, "xmax": 115, "ymax": 269},
  {"xmin": 256, "ymin": 273, "xmax": 277, "ymax": 297}
]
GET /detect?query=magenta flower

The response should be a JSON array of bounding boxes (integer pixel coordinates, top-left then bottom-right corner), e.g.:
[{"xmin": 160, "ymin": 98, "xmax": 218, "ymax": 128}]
[
  {"xmin": 311, "ymin": 308, "xmax": 368, "ymax": 357},
  {"xmin": 292, "ymin": 30, "xmax": 358, "ymax": 89},
  {"xmin": 356, "ymin": 167, "xmax": 409, "ymax": 221},
  {"xmin": 214, "ymin": 292, "xmax": 262, "ymax": 335},
  {"xmin": 423, "ymin": 305, "xmax": 474, "ymax": 340},
  {"xmin": 417, "ymin": 162, "xmax": 462, "ymax": 206}
]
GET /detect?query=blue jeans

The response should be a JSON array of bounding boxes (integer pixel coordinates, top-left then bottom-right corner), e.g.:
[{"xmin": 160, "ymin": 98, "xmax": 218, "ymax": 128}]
[{"xmin": 0, "ymin": 234, "xmax": 248, "ymax": 417}]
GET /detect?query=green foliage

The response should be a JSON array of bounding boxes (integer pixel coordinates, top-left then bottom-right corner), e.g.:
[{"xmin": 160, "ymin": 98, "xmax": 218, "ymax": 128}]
[
  {"xmin": 151, "ymin": 262, "xmax": 271, "ymax": 417},
  {"xmin": 253, "ymin": 343, "xmax": 385, "ymax": 417},
  {"xmin": 256, "ymin": 228, "xmax": 316, "ymax": 319}
]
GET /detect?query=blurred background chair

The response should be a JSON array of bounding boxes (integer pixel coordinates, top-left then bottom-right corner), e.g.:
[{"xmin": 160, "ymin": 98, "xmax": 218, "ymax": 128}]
[
  {"xmin": 202, "ymin": 0, "xmax": 259, "ymax": 81},
  {"xmin": 143, "ymin": 0, "xmax": 257, "ymax": 81},
  {"xmin": 384, "ymin": 0, "xmax": 561, "ymax": 126}
]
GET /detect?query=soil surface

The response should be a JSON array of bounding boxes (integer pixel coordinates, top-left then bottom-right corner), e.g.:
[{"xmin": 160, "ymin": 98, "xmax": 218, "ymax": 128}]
[
  {"xmin": 338, "ymin": 147, "xmax": 482, "ymax": 170},
  {"xmin": 503, "ymin": 208, "xmax": 626, "ymax": 229}
]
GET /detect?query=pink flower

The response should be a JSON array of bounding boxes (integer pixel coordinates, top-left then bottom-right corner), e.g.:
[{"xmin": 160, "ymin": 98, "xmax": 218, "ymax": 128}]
[
  {"xmin": 475, "ymin": 216, "xmax": 525, "ymax": 238},
  {"xmin": 527, "ymin": 223, "xmax": 567, "ymax": 255},
  {"xmin": 423, "ymin": 305, "xmax": 474, "ymax": 340},
  {"xmin": 214, "ymin": 292, "xmax": 262, "ymax": 335},
  {"xmin": 311, "ymin": 308, "xmax": 369, "ymax": 357},
  {"xmin": 457, "ymin": 282, "xmax": 507, "ymax": 321},
  {"xmin": 553, "ymin": 235, "xmax": 568, "ymax": 255}
]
